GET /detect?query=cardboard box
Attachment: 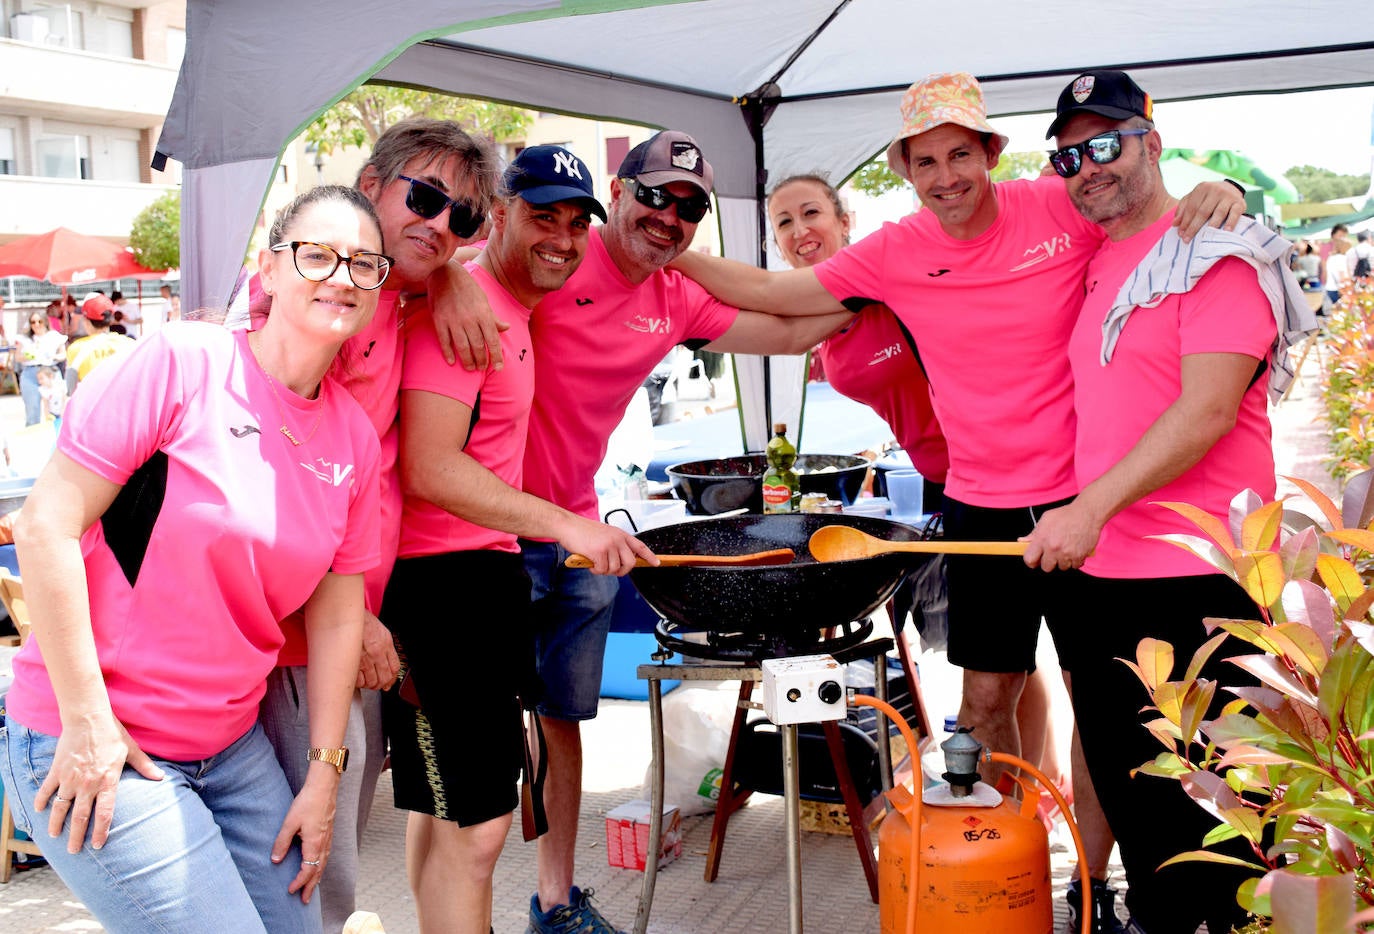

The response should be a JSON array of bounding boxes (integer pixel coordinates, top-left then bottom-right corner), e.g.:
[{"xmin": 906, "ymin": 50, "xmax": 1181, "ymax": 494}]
[{"xmin": 604, "ymin": 799, "xmax": 682, "ymax": 871}]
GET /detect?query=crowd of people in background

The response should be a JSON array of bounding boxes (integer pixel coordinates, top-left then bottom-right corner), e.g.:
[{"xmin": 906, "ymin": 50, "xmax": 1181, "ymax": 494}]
[
  {"xmin": 0, "ymin": 284, "xmax": 177, "ymax": 430},
  {"xmin": 1289, "ymin": 222, "xmax": 1373, "ymax": 309}
]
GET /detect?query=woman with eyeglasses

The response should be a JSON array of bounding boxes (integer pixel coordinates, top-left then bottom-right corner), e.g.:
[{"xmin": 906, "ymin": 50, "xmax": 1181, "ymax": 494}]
[
  {"xmin": 767, "ymin": 174, "xmax": 949, "ymax": 506},
  {"xmin": 15, "ymin": 310, "xmax": 67, "ymax": 426},
  {"xmin": 0, "ymin": 185, "xmax": 385, "ymax": 934}
]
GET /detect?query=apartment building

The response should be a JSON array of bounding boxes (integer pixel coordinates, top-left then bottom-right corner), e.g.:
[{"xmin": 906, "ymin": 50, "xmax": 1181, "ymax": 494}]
[{"xmin": 0, "ymin": 1, "xmax": 183, "ymax": 304}]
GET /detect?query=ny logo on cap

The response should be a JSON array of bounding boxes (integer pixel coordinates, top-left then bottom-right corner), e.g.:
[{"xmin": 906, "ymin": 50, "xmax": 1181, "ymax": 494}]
[
  {"xmin": 1071, "ymin": 75, "xmax": 1095, "ymax": 103},
  {"xmin": 552, "ymin": 151, "xmax": 584, "ymax": 180},
  {"xmin": 670, "ymin": 142, "xmax": 702, "ymax": 175}
]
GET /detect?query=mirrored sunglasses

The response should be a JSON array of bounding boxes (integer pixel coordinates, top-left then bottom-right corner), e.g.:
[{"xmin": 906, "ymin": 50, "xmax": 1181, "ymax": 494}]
[
  {"xmin": 269, "ymin": 241, "xmax": 393, "ymax": 290},
  {"xmin": 398, "ymin": 175, "xmax": 485, "ymax": 238},
  {"xmin": 622, "ymin": 178, "xmax": 711, "ymax": 223},
  {"xmin": 1048, "ymin": 128, "xmax": 1150, "ymax": 179}
]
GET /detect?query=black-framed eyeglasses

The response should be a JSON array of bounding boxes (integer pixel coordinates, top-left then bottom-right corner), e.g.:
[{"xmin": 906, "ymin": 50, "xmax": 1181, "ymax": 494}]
[
  {"xmin": 397, "ymin": 175, "xmax": 485, "ymax": 238},
  {"xmin": 621, "ymin": 178, "xmax": 711, "ymax": 223},
  {"xmin": 1048, "ymin": 128, "xmax": 1150, "ymax": 179},
  {"xmin": 269, "ymin": 241, "xmax": 393, "ymax": 290}
]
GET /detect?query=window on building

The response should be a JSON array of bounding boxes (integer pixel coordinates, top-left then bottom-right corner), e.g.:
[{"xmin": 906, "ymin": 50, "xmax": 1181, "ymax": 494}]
[
  {"xmin": 85, "ymin": 8, "xmax": 134, "ymax": 58},
  {"xmin": 606, "ymin": 137, "xmax": 630, "ymax": 175},
  {"xmin": 165, "ymin": 27, "xmax": 186, "ymax": 67},
  {"xmin": 32, "ymin": 3, "xmax": 84, "ymax": 50},
  {"xmin": 36, "ymin": 135, "xmax": 91, "ymax": 180},
  {"xmin": 0, "ymin": 129, "xmax": 15, "ymax": 176},
  {"xmin": 107, "ymin": 138, "xmax": 141, "ymax": 183}
]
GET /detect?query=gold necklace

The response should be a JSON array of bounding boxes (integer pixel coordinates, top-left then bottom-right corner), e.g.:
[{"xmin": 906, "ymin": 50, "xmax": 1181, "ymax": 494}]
[
  {"xmin": 263, "ymin": 373, "xmax": 324, "ymax": 446},
  {"xmin": 249, "ymin": 332, "xmax": 325, "ymax": 447}
]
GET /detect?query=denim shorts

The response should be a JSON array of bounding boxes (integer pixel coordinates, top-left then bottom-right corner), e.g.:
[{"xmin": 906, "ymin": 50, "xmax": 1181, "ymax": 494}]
[
  {"xmin": 520, "ymin": 538, "xmax": 620, "ymax": 721},
  {"xmin": 0, "ymin": 719, "xmax": 318, "ymax": 934}
]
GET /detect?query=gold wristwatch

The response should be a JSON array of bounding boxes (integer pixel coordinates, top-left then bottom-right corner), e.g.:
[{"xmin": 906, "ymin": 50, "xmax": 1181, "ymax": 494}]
[{"xmin": 307, "ymin": 747, "xmax": 350, "ymax": 774}]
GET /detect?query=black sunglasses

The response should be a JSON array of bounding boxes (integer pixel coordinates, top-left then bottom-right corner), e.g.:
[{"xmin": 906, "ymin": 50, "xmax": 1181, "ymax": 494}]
[
  {"xmin": 1047, "ymin": 128, "xmax": 1150, "ymax": 179},
  {"xmin": 397, "ymin": 175, "xmax": 485, "ymax": 238},
  {"xmin": 621, "ymin": 178, "xmax": 711, "ymax": 223}
]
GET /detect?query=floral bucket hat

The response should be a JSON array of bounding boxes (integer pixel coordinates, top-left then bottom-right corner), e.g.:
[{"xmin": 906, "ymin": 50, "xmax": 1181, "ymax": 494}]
[{"xmin": 885, "ymin": 72, "xmax": 1010, "ymax": 181}]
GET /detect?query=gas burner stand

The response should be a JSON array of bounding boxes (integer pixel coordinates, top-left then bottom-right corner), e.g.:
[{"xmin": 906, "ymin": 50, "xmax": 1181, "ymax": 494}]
[{"xmin": 632, "ymin": 631, "xmax": 895, "ymax": 934}]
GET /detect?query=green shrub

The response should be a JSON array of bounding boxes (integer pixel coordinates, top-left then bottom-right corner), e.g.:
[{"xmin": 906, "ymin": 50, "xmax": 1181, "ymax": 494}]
[
  {"xmin": 1323, "ymin": 280, "xmax": 1374, "ymax": 480},
  {"xmin": 129, "ymin": 191, "xmax": 180, "ymax": 272}
]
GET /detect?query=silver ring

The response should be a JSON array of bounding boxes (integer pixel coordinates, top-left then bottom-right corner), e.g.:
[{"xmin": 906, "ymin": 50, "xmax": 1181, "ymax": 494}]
[
  {"xmin": 53, "ymin": 794, "xmax": 69, "ymax": 803},
  {"xmin": 302, "ymin": 859, "xmax": 321, "ymax": 867}
]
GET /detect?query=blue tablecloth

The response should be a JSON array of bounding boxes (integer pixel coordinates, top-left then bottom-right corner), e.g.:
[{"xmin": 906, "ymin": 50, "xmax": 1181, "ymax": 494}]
[{"xmin": 647, "ymin": 382, "xmax": 894, "ymax": 481}]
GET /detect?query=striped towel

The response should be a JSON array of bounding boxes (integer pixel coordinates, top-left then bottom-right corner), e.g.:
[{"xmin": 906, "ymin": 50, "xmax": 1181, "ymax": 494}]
[{"xmin": 1104, "ymin": 216, "xmax": 1318, "ymax": 403}]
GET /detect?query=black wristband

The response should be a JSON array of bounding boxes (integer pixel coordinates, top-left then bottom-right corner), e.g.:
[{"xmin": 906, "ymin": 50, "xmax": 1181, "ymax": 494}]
[{"xmin": 1223, "ymin": 178, "xmax": 1246, "ymax": 197}]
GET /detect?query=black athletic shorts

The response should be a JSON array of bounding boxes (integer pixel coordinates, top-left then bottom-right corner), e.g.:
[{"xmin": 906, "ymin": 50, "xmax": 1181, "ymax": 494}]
[
  {"xmin": 942, "ymin": 496, "xmax": 1076, "ymax": 673},
  {"xmin": 381, "ymin": 550, "xmax": 533, "ymax": 826}
]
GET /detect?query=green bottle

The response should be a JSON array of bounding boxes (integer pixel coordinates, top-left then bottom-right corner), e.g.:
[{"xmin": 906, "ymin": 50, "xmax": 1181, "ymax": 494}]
[{"xmin": 761, "ymin": 422, "xmax": 799, "ymax": 514}]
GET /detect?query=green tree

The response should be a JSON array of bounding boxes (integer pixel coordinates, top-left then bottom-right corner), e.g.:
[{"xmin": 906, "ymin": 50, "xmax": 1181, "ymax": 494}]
[
  {"xmin": 1285, "ymin": 164, "xmax": 1371, "ymax": 203},
  {"xmin": 991, "ymin": 151, "xmax": 1050, "ymax": 182},
  {"xmin": 305, "ymin": 85, "xmax": 533, "ymax": 155},
  {"xmin": 129, "ymin": 191, "xmax": 180, "ymax": 271},
  {"xmin": 848, "ymin": 159, "xmax": 905, "ymax": 198},
  {"xmin": 847, "ymin": 150, "xmax": 1049, "ymax": 198}
]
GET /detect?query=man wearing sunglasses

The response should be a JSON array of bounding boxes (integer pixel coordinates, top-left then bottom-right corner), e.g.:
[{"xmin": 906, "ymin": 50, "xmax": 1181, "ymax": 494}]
[
  {"xmin": 257, "ymin": 117, "xmax": 509, "ymax": 934},
  {"xmin": 666, "ymin": 72, "xmax": 1249, "ymax": 934},
  {"xmin": 386, "ymin": 144, "xmax": 655, "ymax": 934},
  {"xmin": 1022, "ymin": 71, "xmax": 1304, "ymax": 934}
]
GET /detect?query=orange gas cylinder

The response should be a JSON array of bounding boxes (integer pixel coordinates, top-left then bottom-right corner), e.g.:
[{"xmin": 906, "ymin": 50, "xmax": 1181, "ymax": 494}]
[{"xmin": 878, "ymin": 778, "xmax": 1053, "ymax": 933}]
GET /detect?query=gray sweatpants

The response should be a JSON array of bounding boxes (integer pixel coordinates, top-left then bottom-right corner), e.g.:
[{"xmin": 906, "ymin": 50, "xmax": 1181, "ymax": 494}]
[{"xmin": 260, "ymin": 668, "xmax": 386, "ymax": 934}]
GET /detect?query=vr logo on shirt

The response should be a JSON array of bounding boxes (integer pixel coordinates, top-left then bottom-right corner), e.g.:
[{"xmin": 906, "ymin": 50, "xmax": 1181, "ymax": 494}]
[
  {"xmin": 624, "ymin": 312, "xmax": 671, "ymax": 335},
  {"xmin": 867, "ymin": 344, "xmax": 904, "ymax": 366},
  {"xmin": 1009, "ymin": 233, "xmax": 1075, "ymax": 272},
  {"xmin": 300, "ymin": 458, "xmax": 356, "ymax": 488}
]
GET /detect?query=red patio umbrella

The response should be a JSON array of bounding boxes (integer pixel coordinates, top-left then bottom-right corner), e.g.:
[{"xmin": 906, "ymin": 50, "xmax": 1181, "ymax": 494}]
[{"xmin": 0, "ymin": 227, "xmax": 168, "ymax": 285}]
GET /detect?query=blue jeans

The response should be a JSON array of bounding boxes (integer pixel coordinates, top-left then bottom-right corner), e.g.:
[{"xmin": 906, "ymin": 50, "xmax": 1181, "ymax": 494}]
[
  {"xmin": 19, "ymin": 366, "xmax": 40, "ymax": 426},
  {"xmin": 0, "ymin": 720, "xmax": 319, "ymax": 934},
  {"xmin": 521, "ymin": 539, "xmax": 619, "ymax": 720}
]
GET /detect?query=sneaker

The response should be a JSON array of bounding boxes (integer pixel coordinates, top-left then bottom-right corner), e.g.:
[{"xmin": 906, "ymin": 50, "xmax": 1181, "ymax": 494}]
[
  {"xmin": 1064, "ymin": 876, "xmax": 1126, "ymax": 934},
  {"xmin": 527, "ymin": 885, "xmax": 626, "ymax": 934}
]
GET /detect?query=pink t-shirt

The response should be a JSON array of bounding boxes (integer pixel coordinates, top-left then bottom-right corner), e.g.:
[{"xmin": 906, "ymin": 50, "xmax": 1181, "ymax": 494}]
[
  {"xmin": 398, "ymin": 264, "xmax": 535, "ymax": 556},
  {"xmin": 8, "ymin": 325, "xmax": 381, "ymax": 760},
  {"xmin": 278, "ymin": 289, "xmax": 404, "ymax": 665},
  {"xmin": 523, "ymin": 229, "xmax": 740, "ymax": 520},
  {"xmin": 817, "ymin": 305, "xmax": 949, "ymax": 483},
  {"xmin": 814, "ymin": 177, "xmax": 1104, "ymax": 507},
  {"xmin": 1072, "ymin": 211, "xmax": 1276, "ymax": 578}
]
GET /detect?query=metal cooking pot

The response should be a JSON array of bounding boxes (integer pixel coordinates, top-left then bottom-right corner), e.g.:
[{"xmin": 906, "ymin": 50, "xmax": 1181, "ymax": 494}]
[
  {"xmin": 666, "ymin": 454, "xmax": 872, "ymax": 515},
  {"xmin": 627, "ymin": 513, "xmax": 928, "ymax": 635}
]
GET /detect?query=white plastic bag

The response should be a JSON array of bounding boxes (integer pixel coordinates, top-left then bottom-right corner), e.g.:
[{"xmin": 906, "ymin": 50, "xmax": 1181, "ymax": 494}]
[{"xmin": 644, "ymin": 685, "xmax": 737, "ymax": 816}]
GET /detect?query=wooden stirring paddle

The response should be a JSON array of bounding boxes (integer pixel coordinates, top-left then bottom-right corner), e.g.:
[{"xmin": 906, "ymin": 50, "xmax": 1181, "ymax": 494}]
[
  {"xmin": 808, "ymin": 525, "xmax": 1025, "ymax": 562},
  {"xmin": 563, "ymin": 548, "xmax": 795, "ymax": 570}
]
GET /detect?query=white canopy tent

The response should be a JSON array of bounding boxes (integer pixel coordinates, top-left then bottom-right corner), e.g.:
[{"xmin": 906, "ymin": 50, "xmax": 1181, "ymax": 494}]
[{"xmin": 156, "ymin": 0, "xmax": 1374, "ymax": 447}]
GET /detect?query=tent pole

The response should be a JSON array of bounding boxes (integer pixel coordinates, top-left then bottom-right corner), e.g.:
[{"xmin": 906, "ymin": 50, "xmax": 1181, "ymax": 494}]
[{"xmin": 746, "ymin": 94, "xmax": 773, "ymax": 439}]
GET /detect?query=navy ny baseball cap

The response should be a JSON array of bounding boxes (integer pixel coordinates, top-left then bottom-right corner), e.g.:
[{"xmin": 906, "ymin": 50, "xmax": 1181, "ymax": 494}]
[{"xmin": 504, "ymin": 144, "xmax": 606, "ymax": 221}]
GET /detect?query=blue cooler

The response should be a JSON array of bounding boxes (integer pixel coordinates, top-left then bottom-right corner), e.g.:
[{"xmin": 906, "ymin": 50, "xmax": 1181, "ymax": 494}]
[{"xmin": 600, "ymin": 578, "xmax": 679, "ymax": 700}]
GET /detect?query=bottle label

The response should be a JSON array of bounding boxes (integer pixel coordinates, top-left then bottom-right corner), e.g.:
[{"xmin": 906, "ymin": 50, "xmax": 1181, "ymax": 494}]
[{"xmin": 762, "ymin": 481, "xmax": 793, "ymax": 512}]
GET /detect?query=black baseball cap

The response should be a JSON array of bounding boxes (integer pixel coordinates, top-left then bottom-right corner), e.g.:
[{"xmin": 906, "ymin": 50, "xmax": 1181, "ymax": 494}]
[
  {"xmin": 1046, "ymin": 70, "xmax": 1153, "ymax": 139},
  {"xmin": 504, "ymin": 144, "xmax": 606, "ymax": 221}
]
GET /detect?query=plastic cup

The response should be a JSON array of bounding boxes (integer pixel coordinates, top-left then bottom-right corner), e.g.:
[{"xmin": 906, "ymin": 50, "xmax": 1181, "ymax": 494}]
[{"xmin": 885, "ymin": 469, "xmax": 924, "ymax": 517}]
